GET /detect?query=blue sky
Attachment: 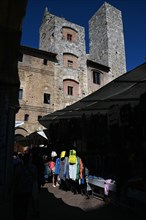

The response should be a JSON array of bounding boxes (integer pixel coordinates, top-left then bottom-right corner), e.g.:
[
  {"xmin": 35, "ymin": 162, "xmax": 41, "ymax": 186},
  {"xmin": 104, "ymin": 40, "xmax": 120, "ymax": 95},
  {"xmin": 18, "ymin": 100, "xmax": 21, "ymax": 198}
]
[{"xmin": 21, "ymin": 0, "xmax": 146, "ymax": 72}]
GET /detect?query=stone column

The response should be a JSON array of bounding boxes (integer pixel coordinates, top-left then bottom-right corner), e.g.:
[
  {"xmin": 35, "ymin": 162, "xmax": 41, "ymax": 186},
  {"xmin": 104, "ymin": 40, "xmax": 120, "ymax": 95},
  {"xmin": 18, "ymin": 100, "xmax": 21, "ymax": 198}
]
[{"xmin": 0, "ymin": 0, "xmax": 28, "ymax": 201}]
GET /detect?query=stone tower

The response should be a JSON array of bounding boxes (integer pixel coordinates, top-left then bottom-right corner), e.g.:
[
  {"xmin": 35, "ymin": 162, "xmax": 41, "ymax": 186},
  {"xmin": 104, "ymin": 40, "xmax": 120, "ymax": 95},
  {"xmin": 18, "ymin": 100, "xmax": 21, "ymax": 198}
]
[
  {"xmin": 39, "ymin": 7, "xmax": 87, "ymax": 67},
  {"xmin": 39, "ymin": 7, "xmax": 88, "ymax": 109},
  {"xmin": 89, "ymin": 2, "xmax": 126, "ymax": 81}
]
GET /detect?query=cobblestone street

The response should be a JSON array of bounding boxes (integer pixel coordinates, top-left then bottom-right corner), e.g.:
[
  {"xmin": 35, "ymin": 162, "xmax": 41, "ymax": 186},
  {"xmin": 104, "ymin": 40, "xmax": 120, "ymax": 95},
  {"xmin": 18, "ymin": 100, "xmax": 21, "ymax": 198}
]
[
  {"xmin": 27, "ymin": 183, "xmax": 144, "ymax": 219},
  {"xmin": 1, "ymin": 182, "xmax": 144, "ymax": 220}
]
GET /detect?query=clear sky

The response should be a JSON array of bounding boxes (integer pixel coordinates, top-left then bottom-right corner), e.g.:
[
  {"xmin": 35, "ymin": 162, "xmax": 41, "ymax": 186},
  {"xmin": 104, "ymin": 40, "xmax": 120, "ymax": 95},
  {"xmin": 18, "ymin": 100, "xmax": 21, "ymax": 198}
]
[{"xmin": 21, "ymin": 0, "xmax": 146, "ymax": 72}]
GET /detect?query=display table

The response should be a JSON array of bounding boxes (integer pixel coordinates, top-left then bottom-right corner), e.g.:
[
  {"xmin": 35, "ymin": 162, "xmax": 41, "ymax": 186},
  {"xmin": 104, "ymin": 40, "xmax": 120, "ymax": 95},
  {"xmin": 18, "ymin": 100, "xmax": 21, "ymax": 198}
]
[{"xmin": 88, "ymin": 176, "xmax": 116, "ymax": 199}]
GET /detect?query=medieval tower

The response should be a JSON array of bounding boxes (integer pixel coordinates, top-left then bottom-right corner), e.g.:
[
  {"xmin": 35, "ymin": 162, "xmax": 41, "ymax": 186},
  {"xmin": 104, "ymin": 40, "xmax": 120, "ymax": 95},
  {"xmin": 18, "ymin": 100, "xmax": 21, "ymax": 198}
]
[
  {"xmin": 39, "ymin": 8, "xmax": 88, "ymax": 109},
  {"xmin": 89, "ymin": 2, "xmax": 126, "ymax": 80}
]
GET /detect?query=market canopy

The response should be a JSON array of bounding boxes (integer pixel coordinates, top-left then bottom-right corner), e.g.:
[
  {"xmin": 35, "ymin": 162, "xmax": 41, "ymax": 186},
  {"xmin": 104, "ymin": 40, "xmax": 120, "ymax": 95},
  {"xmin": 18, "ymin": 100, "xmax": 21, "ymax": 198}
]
[{"xmin": 39, "ymin": 62, "xmax": 146, "ymax": 128}]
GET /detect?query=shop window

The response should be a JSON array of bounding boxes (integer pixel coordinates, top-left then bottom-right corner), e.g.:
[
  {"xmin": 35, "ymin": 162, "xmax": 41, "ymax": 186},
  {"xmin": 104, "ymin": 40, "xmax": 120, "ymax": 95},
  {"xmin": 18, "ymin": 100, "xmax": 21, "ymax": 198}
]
[
  {"xmin": 24, "ymin": 114, "xmax": 29, "ymax": 121},
  {"xmin": 68, "ymin": 86, "xmax": 73, "ymax": 95},
  {"xmin": 93, "ymin": 71, "xmax": 100, "ymax": 84},
  {"xmin": 44, "ymin": 93, "xmax": 50, "ymax": 104},
  {"xmin": 19, "ymin": 88, "xmax": 23, "ymax": 99}
]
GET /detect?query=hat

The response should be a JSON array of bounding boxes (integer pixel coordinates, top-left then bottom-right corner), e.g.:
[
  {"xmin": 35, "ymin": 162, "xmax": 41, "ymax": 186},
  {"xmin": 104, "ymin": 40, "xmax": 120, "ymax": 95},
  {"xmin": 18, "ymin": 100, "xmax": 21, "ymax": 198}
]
[
  {"xmin": 60, "ymin": 151, "xmax": 66, "ymax": 158},
  {"xmin": 51, "ymin": 151, "xmax": 57, "ymax": 157}
]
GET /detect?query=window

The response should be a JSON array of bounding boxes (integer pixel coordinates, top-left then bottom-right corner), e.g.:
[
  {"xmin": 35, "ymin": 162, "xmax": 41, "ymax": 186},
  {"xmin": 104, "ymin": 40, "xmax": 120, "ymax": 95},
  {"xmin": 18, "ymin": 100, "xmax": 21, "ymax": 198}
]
[
  {"xmin": 18, "ymin": 52, "xmax": 23, "ymax": 62},
  {"xmin": 63, "ymin": 53, "xmax": 78, "ymax": 69},
  {"xmin": 67, "ymin": 60, "xmax": 73, "ymax": 68},
  {"xmin": 93, "ymin": 71, "xmax": 100, "ymax": 84},
  {"xmin": 63, "ymin": 79, "xmax": 79, "ymax": 96},
  {"xmin": 62, "ymin": 27, "xmax": 77, "ymax": 42},
  {"xmin": 68, "ymin": 86, "xmax": 73, "ymax": 95},
  {"xmin": 19, "ymin": 89, "xmax": 23, "ymax": 99},
  {"xmin": 24, "ymin": 114, "xmax": 29, "ymax": 121},
  {"xmin": 38, "ymin": 115, "xmax": 42, "ymax": 121},
  {"xmin": 67, "ymin": 34, "xmax": 72, "ymax": 41},
  {"xmin": 44, "ymin": 93, "xmax": 50, "ymax": 104},
  {"xmin": 43, "ymin": 59, "xmax": 47, "ymax": 65}
]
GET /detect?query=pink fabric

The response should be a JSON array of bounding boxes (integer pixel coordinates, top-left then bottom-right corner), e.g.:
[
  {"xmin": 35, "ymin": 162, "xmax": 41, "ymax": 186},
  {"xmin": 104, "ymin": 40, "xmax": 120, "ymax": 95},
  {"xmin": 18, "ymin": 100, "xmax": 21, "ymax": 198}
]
[
  {"xmin": 49, "ymin": 161, "xmax": 55, "ymax": 170},
  {"xmin": 104, "ymin": 179, "xmax": 113, "ymax": 195}
]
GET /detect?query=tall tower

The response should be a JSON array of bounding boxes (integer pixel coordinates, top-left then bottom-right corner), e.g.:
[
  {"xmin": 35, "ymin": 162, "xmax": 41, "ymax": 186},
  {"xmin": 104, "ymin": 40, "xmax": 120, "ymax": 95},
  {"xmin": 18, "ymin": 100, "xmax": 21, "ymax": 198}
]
[
  {"xmin": 89, "ymin": 2, "xmax": 126, "ymax": 81},
  {"xmin": 39, "ymin": 8, "xmax": 88, "ymax": 109}
]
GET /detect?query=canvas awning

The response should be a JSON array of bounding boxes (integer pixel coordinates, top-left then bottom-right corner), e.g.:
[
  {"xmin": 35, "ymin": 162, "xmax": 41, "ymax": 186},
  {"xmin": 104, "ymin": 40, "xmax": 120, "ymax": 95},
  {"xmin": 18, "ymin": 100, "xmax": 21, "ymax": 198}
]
[
  {"xmin": 16, "ymin": 129, "xmax": 49, "ymax": 146},
  {"xmin": 39, "ymin": 62, "xmax": 146, "ymax": 128},
  {"xmin": 15, "ymin": 120, "xmax": 24, "ymax": 128},
  {"xmin": 37, "ymin": 130, "xmax": 48, "ymax": 139}
]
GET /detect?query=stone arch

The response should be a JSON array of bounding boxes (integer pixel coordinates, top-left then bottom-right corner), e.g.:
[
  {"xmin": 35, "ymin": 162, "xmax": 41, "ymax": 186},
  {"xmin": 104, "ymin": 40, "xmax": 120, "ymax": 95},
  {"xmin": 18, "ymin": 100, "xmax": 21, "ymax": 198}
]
[{"xmin": 15, "ymin": 127, "xmax": 28, "ymax": 137}]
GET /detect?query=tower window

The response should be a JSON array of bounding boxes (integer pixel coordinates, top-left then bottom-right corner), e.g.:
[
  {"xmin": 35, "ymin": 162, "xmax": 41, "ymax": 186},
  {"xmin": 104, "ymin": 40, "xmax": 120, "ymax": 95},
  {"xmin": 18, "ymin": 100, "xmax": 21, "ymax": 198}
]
[
  {"xmin": 62, "ymin": 27, "xmax": 77, "ymax": 42},
  {"xmin": 67, "ymin": 60, "xmax": 73, "ymax": 68},
  {"xmin": 68, "ymin": 86, "xmax": 73, "ymax": 95},
  {"xmin": 67, "ymin": 34, "xmax": 72, "ymax": 41},
  {"xmin": 93, "ymin": 71, "xmax": 100, "ymax": 84},
  {"xmin": 19, "ymin": 89, "xmax": 23, "ymax": 99},
  {"xmin": 44, "ymin": 93, "xmax": 50, "ymax": 104}
]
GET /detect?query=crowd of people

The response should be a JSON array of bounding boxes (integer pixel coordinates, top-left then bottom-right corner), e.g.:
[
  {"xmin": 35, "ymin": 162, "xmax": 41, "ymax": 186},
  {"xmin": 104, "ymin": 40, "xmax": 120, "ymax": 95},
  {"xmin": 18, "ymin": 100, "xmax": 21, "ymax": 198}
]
[
  {"xmin": 12, "ymin": 146, "xmax": 90, "ymax": 220},
  {"xmin": 12, "ymin": 145, "xmax": 139, "ymax": 220}
]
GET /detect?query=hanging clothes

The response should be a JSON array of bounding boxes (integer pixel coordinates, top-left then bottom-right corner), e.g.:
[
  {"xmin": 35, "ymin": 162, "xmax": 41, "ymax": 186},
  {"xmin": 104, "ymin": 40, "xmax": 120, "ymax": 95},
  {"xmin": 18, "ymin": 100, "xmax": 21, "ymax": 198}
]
[{"xmin": 68, "ymin": 149, "xmax": 77, "ymax": 164}]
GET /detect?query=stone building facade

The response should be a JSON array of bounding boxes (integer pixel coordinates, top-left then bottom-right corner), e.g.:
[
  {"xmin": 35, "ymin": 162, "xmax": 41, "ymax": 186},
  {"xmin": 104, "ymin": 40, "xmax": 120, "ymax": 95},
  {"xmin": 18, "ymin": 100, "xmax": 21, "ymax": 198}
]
[{"xmin": 15, "ymin": 2, "xmax": 126, "ymax": 144}]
